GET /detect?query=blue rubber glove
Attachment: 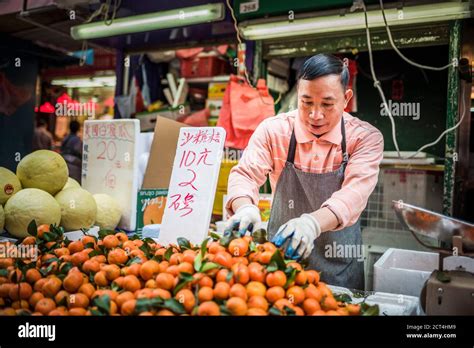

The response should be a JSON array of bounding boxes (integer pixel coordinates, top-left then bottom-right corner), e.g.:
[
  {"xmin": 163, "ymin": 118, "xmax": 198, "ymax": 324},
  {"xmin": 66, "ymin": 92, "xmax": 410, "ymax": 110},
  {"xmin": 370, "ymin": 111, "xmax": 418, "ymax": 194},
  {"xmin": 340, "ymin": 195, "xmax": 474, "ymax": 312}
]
[{"xmin": 271, "ymin": 214, "xmax": 321, "ymax": 260}]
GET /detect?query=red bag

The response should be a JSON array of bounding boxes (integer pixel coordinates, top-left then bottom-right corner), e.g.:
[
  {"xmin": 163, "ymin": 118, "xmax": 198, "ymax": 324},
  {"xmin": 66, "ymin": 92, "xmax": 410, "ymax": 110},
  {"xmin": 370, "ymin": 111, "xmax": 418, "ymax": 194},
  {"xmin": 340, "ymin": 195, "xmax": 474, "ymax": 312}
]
[
  {"xmin": 217, "ymin": 75, "xmax": 275, "ymax": 149},
  {"xmin": 178, "ymin": 108, "xmax": 210, "ymax": 127}
]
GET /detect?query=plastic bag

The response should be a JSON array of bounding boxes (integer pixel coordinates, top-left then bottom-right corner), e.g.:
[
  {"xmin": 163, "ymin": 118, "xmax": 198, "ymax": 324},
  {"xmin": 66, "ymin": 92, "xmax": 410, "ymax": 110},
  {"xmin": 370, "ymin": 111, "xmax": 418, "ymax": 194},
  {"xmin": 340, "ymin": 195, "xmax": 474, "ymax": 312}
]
[{"xmin": 217, "ymin": 75, "xmax": 275, "ymax": 149}]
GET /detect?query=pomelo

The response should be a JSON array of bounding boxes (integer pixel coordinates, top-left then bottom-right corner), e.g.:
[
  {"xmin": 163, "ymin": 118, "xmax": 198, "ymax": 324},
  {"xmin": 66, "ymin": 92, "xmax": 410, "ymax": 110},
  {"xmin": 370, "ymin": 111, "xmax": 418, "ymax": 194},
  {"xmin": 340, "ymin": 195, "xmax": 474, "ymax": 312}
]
[
  {"xmin": 0, "ymin": 205, "xmax": 4, "ymax": 233},
  {"xmin": 93, "ymin": 194, "xmax": 122, "ymax": 230},
  {"xmin": 0, "ymin": 167, "xmax": 22, "ymax": 205},
  {"xmin": 55, "ymin": 188, "xmax": 97, "ymax": 231},
  {"xmin": 62, "ymin": 177, "xmax": 81, "ymax": 191},
  {"xmin": 16, "ymin": 150, "xmax": 69, "ymax": 195},
  {"xmin": 4, "ymin": 188, "xmax": 61, "ymax": 238}
]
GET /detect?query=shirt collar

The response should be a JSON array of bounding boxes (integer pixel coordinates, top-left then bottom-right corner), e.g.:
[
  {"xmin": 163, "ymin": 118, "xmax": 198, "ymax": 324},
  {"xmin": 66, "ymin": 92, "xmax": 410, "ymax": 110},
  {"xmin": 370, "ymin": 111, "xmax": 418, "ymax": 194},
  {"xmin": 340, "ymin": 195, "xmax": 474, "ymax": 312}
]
[{"xmin": 294, "ymin": 111, "xmax": 343, "ymax": 145}]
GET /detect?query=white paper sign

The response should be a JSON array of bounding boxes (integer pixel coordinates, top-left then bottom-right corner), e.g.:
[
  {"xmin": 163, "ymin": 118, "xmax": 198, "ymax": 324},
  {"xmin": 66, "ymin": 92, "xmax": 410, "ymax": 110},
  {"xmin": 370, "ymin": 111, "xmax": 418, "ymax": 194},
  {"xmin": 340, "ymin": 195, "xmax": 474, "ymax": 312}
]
[
  {"xmin": 158, "ymin": 127, "xmax": 226, "ymax": 245},
  {"xmin": 81, "ymin": 119, "xmax": 140, "ymax": 231}
]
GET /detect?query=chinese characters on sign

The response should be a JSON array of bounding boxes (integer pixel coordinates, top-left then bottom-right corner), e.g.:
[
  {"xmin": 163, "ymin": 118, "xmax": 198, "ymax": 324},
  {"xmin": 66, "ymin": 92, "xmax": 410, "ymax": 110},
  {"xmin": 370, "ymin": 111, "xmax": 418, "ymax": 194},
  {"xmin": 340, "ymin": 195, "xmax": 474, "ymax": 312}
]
[
  {"xmin": 82, "ymin": 120, "xmax": 140, "ymax": 231},
  {"xmin": 159, "ymin": 127, "xmax": 226, "ymax": 246}
]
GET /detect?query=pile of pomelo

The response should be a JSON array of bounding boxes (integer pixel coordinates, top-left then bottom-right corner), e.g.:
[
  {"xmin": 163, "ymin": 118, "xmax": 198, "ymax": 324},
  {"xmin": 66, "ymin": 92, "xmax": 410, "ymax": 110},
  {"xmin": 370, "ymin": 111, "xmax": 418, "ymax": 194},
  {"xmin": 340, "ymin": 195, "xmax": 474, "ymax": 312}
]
[
  {"xmin": 0, "ymin": 222, "xmax": 376, "ymax": 316},
  {"xmin": 0, "ymin": 150, "xmax": 122, "ymax": 237}
]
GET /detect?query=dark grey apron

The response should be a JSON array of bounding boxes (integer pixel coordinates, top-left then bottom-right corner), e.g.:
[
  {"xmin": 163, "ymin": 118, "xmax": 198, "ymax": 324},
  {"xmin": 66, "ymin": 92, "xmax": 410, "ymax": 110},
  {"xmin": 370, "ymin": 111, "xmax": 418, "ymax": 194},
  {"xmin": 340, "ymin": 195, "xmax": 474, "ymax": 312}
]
[{"xmin": 267, "ymin": 118, "xmax": 364, "ymax": 290}]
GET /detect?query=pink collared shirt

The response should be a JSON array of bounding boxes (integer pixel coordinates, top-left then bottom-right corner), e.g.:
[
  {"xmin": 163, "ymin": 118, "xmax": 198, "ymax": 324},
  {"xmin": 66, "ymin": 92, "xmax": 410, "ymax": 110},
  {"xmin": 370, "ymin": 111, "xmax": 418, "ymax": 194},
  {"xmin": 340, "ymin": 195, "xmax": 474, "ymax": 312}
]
[{"xmin": 226, "ymin": 110, "xmax": 384, "ymax": 229}]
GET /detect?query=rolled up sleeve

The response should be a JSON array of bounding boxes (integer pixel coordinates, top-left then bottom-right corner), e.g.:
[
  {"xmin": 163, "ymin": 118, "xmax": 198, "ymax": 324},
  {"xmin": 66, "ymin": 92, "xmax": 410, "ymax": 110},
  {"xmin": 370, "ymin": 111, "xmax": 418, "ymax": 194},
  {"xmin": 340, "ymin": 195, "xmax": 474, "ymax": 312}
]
[
  {"xmin": 226, "ymin": 121, "xmax": 274, "ymax": 215},
  {"xmin": 321, "ymin": 129, "xmax": 384, "ymax": 229}
]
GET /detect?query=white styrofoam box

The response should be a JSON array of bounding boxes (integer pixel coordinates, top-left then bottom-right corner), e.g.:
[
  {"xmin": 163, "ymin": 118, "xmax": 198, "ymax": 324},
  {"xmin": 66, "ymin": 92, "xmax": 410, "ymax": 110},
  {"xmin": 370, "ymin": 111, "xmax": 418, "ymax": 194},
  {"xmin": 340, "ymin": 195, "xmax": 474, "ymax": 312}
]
[
  {"xmin": 64, "ymin": 226, "xmax": 100, "ymax": 241},
  {"xmin": 0, "ymin": 235, "xmax": 17, "ymax": 243},
  {"xmin": 142, "ymin": 224, "xmax": 160, "ymax": 239},
  {"xmin": 137, "ymin": 132, "xmax": 154, "ymax": 189},
  {"xmin": 363, "ymin": 292, "xmax": 422, "ymax": 316},
  {"xmin": 328, "ymin": 285, "xmax": 421, "ymax": 316},
  {"xmin": 362, "ymin": 226, "xmax": 432, "ymax": 291},
  {"xmin": 373, "ymin": 248, "xmax": 438, "ymax": 297}
]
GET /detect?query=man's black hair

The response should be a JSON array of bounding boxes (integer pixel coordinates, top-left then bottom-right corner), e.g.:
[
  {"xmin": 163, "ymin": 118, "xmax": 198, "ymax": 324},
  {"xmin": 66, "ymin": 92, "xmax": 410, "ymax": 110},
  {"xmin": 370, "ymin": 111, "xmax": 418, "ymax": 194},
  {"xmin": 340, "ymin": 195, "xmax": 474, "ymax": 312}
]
[
  {"xmin": 69, "ymin": 120, "xmax": 80, "ymax": 134},
  {"xmin": 297, "ymin": 53, "xmax": 350, "ymax": 90}
]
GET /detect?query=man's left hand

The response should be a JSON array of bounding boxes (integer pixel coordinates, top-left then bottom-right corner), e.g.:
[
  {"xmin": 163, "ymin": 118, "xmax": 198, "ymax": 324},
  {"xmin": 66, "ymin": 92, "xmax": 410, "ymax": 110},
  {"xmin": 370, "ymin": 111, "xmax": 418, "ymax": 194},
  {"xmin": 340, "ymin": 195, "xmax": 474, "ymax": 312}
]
[{"xmin": 271, "ymin": 214, "xmax": 322, "ymax": 260}]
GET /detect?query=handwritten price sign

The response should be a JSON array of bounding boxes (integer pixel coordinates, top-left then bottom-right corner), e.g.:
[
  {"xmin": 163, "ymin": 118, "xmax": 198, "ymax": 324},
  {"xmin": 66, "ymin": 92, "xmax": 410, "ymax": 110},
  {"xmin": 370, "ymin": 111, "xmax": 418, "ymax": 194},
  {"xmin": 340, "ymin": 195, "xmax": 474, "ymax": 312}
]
[
  {"xmin": 82, "ymin": 119, "xmax": 140, "ymax": 231},
  {"xmin": 158, "ymin": 127, "xmax": 226, "ymax": 245}
]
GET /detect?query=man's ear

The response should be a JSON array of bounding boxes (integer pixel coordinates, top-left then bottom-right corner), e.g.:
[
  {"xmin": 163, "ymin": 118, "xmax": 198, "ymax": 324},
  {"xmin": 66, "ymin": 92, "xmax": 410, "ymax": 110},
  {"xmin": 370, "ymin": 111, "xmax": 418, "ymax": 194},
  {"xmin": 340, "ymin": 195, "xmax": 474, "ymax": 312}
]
[{"xmin": 344, "ymin": 89, "xmax": 353, "ymax": 108}]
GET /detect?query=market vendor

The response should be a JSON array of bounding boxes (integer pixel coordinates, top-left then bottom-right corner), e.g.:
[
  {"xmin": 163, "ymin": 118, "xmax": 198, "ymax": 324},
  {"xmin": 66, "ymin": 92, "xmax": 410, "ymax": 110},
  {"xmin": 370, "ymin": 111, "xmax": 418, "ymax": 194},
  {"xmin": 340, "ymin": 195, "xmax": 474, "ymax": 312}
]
[{"xmin": 225, "ymin": 53, "xmax": 383, "ymax": 289}]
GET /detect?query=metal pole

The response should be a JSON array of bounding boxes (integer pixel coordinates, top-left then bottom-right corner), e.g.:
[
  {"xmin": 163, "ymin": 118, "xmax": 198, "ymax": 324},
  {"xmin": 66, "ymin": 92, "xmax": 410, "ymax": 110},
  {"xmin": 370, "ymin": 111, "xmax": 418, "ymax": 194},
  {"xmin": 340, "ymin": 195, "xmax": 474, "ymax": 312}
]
[
  {"xmin": 442, "ymin": 20, "xmax": 462, "ymax": 216},
  {"xmin": 252, "ymin": 40, "xmax": 263, "ymax": 84}
]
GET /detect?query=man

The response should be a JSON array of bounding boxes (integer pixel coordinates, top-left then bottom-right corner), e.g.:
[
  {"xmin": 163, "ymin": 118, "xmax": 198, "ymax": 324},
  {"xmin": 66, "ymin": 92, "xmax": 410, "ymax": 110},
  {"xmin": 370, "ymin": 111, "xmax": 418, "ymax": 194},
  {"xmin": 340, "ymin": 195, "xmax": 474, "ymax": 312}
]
[
  {"xmin": 32, "ymin": 118, "xmax": 53, "ymax": 151},
  {"xmin": 225, "ymin": 54, "xmax": 383, "ymax": 289},
  {"xmin": 61, "ymin": 121, "xmax": 83, "ymax": 183}
]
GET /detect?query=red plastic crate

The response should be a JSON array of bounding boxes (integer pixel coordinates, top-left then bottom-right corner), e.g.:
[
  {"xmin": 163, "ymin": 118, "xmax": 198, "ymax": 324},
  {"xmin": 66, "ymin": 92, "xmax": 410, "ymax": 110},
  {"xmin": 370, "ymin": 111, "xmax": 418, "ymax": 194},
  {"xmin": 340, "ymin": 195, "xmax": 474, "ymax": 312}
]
[{"xmin": 181, "ymin": 56, "xmax": 228, "ymax": 78}]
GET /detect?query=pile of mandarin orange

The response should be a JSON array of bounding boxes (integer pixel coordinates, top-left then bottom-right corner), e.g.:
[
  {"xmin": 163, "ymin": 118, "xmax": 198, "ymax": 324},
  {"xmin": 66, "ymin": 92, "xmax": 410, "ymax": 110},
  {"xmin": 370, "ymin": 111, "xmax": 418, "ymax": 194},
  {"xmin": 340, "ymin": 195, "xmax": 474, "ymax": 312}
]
[{"xmin": 0, "ymin": 224, "xmax": 362, "ymax": 316}]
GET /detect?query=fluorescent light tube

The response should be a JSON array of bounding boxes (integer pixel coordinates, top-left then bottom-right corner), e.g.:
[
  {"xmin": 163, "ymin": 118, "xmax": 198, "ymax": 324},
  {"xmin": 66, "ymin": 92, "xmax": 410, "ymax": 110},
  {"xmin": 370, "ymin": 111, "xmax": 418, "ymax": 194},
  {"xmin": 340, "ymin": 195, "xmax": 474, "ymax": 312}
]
[
  {"xmin": 51, "ymin": 76, "xmax": 116, "ymax": 88},
  {"xmin": 240, "ymin": 2, "xmax": 472, "ymax": 40},
  {"xmin": 70, "ymin": 4, "xmax": 224, "ymax": 40}
]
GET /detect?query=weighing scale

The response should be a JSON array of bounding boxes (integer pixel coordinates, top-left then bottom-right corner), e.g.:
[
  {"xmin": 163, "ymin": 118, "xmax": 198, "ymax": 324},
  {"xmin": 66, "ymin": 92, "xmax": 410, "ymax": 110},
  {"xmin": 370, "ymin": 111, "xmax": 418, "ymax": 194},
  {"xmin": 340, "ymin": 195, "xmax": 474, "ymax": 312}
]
[{"xmin": 392, "ymin": 200, "xmax": 474, "ymax": 315}]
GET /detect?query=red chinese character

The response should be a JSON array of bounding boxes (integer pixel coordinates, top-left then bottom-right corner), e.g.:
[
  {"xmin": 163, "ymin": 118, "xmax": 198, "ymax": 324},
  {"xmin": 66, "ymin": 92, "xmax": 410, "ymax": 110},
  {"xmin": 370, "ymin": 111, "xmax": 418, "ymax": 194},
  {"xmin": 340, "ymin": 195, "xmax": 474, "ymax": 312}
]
[
  {"xmin": 197, "ymin": 148, "xmax": 212, "ymax": 166},
  {"xmin": 84, "ymin": 124, "xmax": 91, "ymax": 138},
  {"xmin": 192, "ymin": 130, "xmax": 209, "ymax": 145},
  {"xmin": 178, "ymin": 169, "xmax": 197, "ymax": 191},
  {"xmin": 168, "ymin": 193, "xmax": 194, "ymax": 217},
  {"xmin": 109, "ymin": 124, "xmax": 117, "ymax": 138},
  {"xmin": 99, "ymin": 124, "xmax": 107, "ymax": 137},
  {"xmin": 92, "ymin": 125, "xmax": 99, "ymax": 136},
  {"xmin": 168, "ymin": 194, "xmax": 181, "ymax": 211},
  {"xmin": 179, "ymin": 193, "xmax": 194, "ymax": 217},
  {"xmin": 180, "ymin": 131, "xmax": 194, "ymax": 146},
  {"xmin": 118, "ymin": 124, "xmax": 133, "ymax": 140},
  {"xmin": 104, "ymin": 169, "xmax": 116, "ymax": 189},
  {"xmin": 209, "ymin": 129, "xmax": 221, "ymax": 143}
]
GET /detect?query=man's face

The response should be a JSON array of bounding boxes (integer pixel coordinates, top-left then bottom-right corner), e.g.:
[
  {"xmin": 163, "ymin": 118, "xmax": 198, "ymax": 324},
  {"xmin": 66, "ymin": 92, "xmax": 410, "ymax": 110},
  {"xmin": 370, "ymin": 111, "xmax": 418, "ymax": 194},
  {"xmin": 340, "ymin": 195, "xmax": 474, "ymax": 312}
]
[{"xmin": 297, "ymin": 74, "xmax": 353, "ymax": 136}]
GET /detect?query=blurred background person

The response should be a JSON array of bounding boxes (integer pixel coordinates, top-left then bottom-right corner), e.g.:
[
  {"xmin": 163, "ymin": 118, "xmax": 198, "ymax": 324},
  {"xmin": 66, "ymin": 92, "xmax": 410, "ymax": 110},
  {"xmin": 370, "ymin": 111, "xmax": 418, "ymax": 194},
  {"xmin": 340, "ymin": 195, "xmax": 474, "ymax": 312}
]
[
  {"xmin": 61, "ymin": 120, "xmax": 82, "ymax": 183},
  {"xmin": 32, "ymin": 118, "xmax": 53, "ymax": 151}
]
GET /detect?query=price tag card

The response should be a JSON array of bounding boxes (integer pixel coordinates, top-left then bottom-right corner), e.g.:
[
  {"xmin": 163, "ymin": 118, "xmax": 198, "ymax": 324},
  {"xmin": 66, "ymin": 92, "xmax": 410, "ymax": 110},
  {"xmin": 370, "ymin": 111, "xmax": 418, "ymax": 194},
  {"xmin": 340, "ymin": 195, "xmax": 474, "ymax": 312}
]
[
  {"xmin": 82, "ymin": 119, "xmax": 140, "ymax": 231},
  {"xmin": 158, "ymin": 127, "xmax": 226, "ymax": 245}
]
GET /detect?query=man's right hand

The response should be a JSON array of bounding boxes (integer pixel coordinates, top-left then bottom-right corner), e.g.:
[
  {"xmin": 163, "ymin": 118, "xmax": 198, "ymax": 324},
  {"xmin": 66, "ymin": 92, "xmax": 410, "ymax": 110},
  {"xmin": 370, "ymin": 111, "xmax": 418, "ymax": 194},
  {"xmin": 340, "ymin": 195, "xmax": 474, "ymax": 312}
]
[{"xmin": 224, "ymin": 204, "xmax": 262, "ymax": 236}]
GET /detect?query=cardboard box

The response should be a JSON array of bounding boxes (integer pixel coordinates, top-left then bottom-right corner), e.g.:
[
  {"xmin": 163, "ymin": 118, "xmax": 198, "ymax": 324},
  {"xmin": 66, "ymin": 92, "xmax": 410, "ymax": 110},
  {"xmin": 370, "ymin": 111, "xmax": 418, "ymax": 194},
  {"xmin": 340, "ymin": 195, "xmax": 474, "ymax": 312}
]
[
  {"xmin": 208, "ymin": 82, "xmax": 227, "ymax": 99},
  {"xmin": 206, "ymin": 99, "xmax": 223, "ymax": 117},
  {"xmin": 142, "ymin": 116, "xmax": 187, "ymax": 189},
  {"xmin": 136, "ymin": 189, "xmax": 168, "ymax": 233},
  {"xmin": 136, "ymin": 106, "xmax": 190, "ymax": 132}
]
